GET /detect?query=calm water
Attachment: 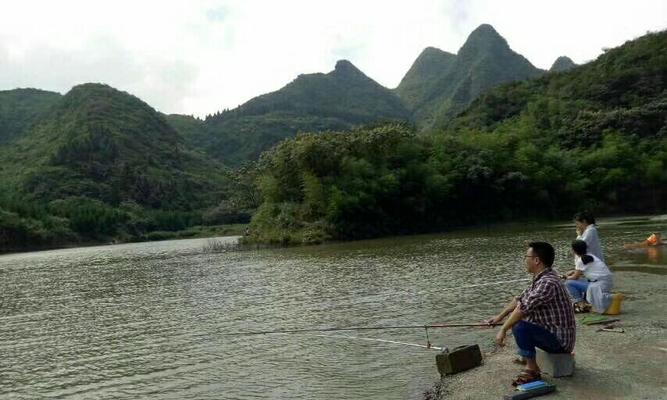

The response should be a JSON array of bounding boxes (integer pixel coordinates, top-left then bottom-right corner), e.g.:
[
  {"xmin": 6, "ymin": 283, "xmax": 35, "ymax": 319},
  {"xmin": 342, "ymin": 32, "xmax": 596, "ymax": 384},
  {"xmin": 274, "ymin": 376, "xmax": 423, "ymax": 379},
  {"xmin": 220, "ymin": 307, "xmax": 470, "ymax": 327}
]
[{"xmin": 1, "ymin": 217, "xmax": 665, "ymax": 399}]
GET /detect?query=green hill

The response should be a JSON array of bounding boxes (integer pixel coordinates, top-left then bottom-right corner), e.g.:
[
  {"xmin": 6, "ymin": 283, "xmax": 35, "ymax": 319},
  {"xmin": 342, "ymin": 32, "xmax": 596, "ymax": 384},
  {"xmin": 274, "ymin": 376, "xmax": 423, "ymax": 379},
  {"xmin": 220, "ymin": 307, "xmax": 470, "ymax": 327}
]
[
  {"xmin": 450, "ymin": 30, "xmax": 667, "ymax": 141},
  {"xmin": 396, "ymin": 24, "xmax": 544, "ymax": 129},
  {"xmin": 191, "ymin": 60, "xmax": 411, "ymax": 166},
  {"xmin": 0, "ymin": 83, "xmax": 227, "ymax": 208},
  {"xmin": 447, "ymin": 29, "xmax": 667, "ymax": 210},
  {"xmin": 0, "ymin": 88, "xmax": 62, "ymax": 145},
  {"xmin": 0, "ymin": 84, "xmax": 232, "ymax": 250}
]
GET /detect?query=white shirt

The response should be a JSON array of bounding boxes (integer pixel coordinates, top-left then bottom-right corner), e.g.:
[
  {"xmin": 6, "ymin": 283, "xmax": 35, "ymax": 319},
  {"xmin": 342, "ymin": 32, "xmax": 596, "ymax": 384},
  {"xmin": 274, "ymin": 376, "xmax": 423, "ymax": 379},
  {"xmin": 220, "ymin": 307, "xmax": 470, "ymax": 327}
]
[
  {"xmin": 575, "ymin": 254, "xmax": 612, "ymax": 281},
  {"xmin": 577, "ymin": 224, "xmax": 604, "ymax": 262}
]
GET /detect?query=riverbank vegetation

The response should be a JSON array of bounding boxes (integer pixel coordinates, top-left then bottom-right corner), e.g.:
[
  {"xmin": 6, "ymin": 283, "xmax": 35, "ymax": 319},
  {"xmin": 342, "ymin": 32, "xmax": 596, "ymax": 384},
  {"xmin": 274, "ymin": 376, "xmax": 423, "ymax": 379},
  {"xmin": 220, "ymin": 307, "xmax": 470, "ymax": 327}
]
[{"xmin": 244, "ymin": 124, "xmax": 666, "ymax": 245}]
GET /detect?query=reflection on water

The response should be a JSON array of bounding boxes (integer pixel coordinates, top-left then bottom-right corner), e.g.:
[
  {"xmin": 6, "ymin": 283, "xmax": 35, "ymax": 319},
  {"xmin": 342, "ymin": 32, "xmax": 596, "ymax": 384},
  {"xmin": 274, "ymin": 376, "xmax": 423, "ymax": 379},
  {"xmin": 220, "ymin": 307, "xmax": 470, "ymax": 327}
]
[
  {"xmin": 612, "ymin": 244, "xmax": 667, "ymax": 275},
  {"xmin": 0, "ymin": 217, "xmax": 665, "ymax": 399},
  {"xmin": 612, "ymin": 265, "xmax": 667, "ymax": 275}
]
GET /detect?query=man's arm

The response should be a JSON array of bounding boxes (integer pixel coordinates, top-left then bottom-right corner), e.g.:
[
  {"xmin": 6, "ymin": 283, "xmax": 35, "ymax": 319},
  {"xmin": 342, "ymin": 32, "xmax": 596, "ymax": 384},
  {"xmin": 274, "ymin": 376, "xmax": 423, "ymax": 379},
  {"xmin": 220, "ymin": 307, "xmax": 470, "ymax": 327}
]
[
  {"xmin": 503, "ymin": 305, "xmax": 524, "ymax": 330},
  {"xmin": 496, "ymin": 305, "xmax": 524, "ymax": 346},
  {"xmin": 486, "ymin": 297, "xmax": 518, "ymax": 325}
]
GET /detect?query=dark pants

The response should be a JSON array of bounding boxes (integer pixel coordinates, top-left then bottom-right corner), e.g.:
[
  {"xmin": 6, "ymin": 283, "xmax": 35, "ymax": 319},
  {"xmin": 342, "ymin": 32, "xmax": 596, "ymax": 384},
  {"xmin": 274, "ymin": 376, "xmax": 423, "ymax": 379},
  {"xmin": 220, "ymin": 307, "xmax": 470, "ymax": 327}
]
[{"xmin": 512, "ymin": 320, "xmax": 567, "ymax": 359}]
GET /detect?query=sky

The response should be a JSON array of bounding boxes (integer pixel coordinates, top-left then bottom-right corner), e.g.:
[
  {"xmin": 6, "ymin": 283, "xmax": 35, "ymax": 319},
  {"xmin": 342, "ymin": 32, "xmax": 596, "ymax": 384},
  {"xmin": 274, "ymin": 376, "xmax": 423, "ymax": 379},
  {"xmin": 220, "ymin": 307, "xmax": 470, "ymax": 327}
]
[{"xmin": 1, "ymin": 0, "xmax": 665, "ymax": 117}]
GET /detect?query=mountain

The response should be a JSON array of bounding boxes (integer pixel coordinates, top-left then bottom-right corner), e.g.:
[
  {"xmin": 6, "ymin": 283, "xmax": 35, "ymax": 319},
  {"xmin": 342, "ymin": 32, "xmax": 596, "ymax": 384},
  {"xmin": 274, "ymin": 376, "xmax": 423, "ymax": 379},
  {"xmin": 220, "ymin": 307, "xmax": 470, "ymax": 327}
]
[
  {"xmin": 450, "ymin": 29, "xmax": 667, "ymax": 147},
  {"xmin": 187, "ymin": 60, "xmax": 411, "ymax": 166},
  {"xmin": 0, "ymin": 83, "xmax": 228, "ymax": 210},
  {"xmin": 246, "ymin": 30, "xmax": 667, "ymax": 245},
  {"xmin": 396, "ymin": 24, "xmax": 544, "ymax": 129},
  {"xmin": 395, "ymin": 47, "xmax": 456, "ymax": 110},
  {"xmin": 550, "ymin": 56, "xmax": 578, "ymax": 72},
  {"xmin": 0, "ymin": 88, "xmax": 61, "ymax": 145},
  {"xmin": 179, "ymin": 26, "xmax": 546, "ymax": 164}
]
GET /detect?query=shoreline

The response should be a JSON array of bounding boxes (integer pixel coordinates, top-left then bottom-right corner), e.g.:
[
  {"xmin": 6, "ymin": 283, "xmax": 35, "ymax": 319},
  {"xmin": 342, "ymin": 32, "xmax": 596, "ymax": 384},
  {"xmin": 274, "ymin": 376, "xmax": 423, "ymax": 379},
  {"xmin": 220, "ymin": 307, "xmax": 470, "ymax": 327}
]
[
  {"xmin": 436, "ymin": 270, "xmax": 667, "ymax": 399},
  {"xmin": 0, "ymin": 223, "xmax": 247, "ymax": 256}
]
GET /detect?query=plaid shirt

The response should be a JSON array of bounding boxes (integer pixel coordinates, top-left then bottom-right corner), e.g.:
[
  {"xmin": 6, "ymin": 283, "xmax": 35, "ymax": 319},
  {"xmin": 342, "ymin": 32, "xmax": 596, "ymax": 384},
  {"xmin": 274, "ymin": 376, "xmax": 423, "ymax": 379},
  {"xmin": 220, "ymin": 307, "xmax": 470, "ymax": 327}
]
[{"xmin": 517, "ymin": 268, "xmax": 576, "ymax": 352}]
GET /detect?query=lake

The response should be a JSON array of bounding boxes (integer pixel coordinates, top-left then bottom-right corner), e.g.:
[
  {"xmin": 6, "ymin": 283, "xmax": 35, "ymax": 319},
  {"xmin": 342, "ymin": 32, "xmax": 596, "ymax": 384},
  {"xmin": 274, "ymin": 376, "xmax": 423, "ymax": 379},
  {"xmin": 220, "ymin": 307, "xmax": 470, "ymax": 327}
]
[{"xmin": 1, "ymin": 216, "xmax": 665, "ymax": 399}]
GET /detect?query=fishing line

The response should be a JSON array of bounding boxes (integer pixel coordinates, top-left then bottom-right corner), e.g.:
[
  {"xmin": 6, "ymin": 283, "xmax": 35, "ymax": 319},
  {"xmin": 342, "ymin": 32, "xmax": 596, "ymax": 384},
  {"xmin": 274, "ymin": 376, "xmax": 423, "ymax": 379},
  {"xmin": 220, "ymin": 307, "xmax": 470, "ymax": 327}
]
[
  {"xmin": 457, "ymin": 277, "xmax": 530, "ymax": 289},
  {"xmin": 221, "ymin": 277, "xmax": 528, "ymax": 348}
]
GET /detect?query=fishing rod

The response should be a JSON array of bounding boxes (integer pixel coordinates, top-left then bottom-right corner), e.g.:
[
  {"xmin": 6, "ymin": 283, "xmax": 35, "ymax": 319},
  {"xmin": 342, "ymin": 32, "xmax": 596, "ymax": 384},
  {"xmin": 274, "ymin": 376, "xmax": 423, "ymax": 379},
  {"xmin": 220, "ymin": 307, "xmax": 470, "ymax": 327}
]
[
  {"xmin": 313, "ymin": 333, "xmax": 447, "ymax": 351},
  {"xmin": 220, "ymin": 322, "xmax": 501, "ymax": 350},
  {"xmin": 221, "ymin": 322, "xmax": 499, "ymax": 337}
]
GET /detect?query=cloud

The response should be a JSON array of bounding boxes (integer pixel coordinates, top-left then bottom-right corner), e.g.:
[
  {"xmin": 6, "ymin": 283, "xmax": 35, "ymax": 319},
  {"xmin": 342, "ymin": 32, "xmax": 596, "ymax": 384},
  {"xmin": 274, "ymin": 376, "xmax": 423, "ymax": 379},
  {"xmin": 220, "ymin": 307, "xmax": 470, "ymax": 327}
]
[
  {"xmin": 0, "ymin": 34, "xmax": 199, "ymax": 113},
  {"xmin": 0, "ymin": 0, "xmax": 665, "ymax": 116},
  {"xmin": 206, "ymin": 5, "xmax": 230, "ymax": 22}
]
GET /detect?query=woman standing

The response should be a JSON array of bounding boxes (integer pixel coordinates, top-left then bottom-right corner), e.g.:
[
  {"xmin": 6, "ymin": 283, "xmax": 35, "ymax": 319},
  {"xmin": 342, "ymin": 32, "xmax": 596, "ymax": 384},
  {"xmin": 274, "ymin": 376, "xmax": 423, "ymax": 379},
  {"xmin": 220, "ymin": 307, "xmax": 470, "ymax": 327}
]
[{"xmin": 574, "ymin": 211, "xmax": 604, "ymax": 262}]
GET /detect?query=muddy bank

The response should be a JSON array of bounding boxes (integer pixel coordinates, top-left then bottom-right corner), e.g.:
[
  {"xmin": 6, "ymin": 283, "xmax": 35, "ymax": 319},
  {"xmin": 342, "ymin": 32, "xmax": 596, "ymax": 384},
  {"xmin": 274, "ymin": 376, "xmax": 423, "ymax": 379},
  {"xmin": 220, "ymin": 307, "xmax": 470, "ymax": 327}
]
[{"xmin": 437, "ymin": 270, "xmax": 667, "ymax": 400}]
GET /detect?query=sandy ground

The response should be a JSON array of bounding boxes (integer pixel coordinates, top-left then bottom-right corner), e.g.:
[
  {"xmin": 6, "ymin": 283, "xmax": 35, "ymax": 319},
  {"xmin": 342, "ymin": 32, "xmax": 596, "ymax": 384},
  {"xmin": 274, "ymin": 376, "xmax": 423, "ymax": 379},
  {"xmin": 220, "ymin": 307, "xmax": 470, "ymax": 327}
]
[{"xmin": 435, "ymin": 271, "xmax": 667, "ymax": 400}]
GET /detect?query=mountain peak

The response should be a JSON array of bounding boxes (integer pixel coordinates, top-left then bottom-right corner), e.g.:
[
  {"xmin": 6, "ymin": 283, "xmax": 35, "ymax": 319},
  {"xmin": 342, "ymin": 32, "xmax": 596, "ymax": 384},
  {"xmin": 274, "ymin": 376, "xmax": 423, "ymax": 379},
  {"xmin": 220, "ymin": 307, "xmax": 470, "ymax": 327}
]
[
  {"xmin": 550, "ymin": 56, "xmax": 577, "ymax": 72},
  {"xmin": 459, "ymin": 23, "xmax": 510, "ymax": 55},
  {"xmin": 468, "ymin": 24, "xmax": 504, "ymax": 41},
  {"xmin": 331, "ymin": 59, "xmax": 366, "ymax": 79},
  {"xmin": 420, "ymin": 47, "xmax": 453, "ymax": 57},
  {"xmin": 63, "ymin": 83, "xmax": 158, "ymax": 116}
]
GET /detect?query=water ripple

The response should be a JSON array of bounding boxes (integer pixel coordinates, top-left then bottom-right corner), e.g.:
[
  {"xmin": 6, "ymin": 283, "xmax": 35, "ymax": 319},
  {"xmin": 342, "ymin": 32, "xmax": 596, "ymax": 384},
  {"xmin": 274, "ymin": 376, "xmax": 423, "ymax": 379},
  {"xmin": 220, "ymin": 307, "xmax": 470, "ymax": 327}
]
[{"xmin": 1, "ymin": 221, "xmax": 664, "ymax": 399}]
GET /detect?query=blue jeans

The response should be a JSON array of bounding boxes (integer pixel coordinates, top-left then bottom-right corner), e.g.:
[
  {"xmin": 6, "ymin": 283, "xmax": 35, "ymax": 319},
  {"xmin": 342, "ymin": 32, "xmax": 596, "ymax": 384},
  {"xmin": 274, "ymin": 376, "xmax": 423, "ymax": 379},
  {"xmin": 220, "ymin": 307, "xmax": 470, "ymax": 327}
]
[
  {"xmin": 565, "ymin": 279, "xmax": 589, "ymax": 302},
  {"xmin": 512, "ymin": 320, "xmax": 567, "ymax": 359}
]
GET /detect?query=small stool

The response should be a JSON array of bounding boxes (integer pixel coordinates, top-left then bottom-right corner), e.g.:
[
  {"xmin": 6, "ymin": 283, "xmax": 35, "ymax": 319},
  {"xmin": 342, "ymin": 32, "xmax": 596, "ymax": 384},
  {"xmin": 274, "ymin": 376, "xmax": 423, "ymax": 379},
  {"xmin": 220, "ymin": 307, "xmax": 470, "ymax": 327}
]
[{"xmin": 536, "ymin": 348, "xmax": 575, "ymax": 377}]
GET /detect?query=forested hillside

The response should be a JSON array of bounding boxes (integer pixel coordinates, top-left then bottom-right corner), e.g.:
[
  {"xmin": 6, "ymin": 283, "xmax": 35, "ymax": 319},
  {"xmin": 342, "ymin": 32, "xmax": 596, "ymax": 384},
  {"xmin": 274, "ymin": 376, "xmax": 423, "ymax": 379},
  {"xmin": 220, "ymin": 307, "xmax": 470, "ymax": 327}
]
[
  {"xmin": 1, "ymin": 27, "xmax": 664, "ymax": 250},
  {"xmin": 245, "ymin": 30, "xmax": 667, "ymax": 244},
  {"xmin": 0, "ymin": 89, "xmax": 61, "ymax": 145},
  {"xmin": 0, "ymin": 84, "xmax": 234, "ymax": 251}
]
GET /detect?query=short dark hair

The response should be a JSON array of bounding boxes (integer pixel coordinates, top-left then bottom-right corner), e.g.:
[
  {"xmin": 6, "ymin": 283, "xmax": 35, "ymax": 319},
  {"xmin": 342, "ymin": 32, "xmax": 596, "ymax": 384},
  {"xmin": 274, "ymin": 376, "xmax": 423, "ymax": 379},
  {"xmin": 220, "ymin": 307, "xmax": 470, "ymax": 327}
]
[
  {"xmin": 571, "ymin": 239, "xmax": 588, "ymax": 256},
  {"xmin": 528, "ymin": 241, "xmax": 555, "ymax": 267},
  {"xmin": 574, "ymin": 211, "xmax": 595, "ymax": 225}
]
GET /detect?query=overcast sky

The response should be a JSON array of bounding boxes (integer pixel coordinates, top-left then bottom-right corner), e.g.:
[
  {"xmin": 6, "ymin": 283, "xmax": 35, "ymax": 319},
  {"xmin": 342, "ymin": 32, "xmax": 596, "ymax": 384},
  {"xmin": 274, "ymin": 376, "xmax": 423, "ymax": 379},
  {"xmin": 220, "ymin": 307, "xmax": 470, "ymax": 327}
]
[{"xmin": 1, "ymin": 0, "xmax": 665, "ymax": 117}]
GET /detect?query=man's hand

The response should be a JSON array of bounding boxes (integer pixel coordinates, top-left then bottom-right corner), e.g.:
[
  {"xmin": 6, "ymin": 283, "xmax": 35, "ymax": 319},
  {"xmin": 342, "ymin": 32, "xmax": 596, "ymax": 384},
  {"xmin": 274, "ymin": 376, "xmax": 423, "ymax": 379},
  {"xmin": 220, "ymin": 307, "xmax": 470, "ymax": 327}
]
[
  {"xmin": 495, "ymin": 329, "xmax": 507, "ymax": 347},
  {"xmin": 485, "ymin": 315, "xmax": 503, "ymax": 326}
]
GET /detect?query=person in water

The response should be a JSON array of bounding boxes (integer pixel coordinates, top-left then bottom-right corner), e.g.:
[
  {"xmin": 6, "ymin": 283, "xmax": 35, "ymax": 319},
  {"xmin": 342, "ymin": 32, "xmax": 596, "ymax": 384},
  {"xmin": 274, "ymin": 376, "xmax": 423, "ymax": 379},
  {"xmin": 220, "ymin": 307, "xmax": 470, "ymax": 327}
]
[
  {"xmin": 565, "ymin": 240, "xmax": 614, "ymax": 313},
  {"xmin": 486, "ymin": 242, "xmax": 576, "ymax": 386},
  {"xmin": 574, "ymin": 211, "xmax": 604, "ymax": 262},
  {"xmin": 623, "ymin": 232, "xmax": 666, "ymax": 248}
]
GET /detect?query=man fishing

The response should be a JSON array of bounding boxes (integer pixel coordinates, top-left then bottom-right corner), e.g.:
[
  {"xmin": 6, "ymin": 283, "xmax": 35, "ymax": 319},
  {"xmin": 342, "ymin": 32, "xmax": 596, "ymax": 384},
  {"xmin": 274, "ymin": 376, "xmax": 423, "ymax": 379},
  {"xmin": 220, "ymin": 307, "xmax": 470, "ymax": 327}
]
[{"xmin": 486, "ymin": 242, "xmax": 576, "ymax": 386}]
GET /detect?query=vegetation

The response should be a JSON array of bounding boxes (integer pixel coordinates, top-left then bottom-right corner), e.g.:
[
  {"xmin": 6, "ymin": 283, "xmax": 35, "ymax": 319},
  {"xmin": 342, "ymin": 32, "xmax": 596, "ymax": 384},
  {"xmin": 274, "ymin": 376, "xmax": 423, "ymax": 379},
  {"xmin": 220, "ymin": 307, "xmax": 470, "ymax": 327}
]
[
  {"xmin": 0, "ymin": 88, "xmax": 61, "ymax": 145},
  {"xmin": 0, "ymin": 84, "xmax": 245, "ymax": 252},
  {"xmin": 245, "ymin": 30, "xmax": 667, "ymax": 245},
  {"xmin": 1, "ymin": 27, "xmax": 664, "ymax": 251}
]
